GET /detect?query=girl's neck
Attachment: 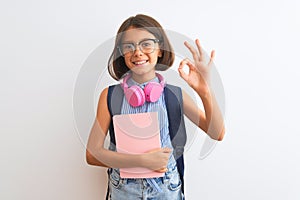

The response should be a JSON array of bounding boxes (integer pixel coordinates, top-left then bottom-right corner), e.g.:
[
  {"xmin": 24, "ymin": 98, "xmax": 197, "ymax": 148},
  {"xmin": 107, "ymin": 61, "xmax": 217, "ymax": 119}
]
[{"xmin": 131, "ymin": 72, "xmax": 156, "ymax": 84}]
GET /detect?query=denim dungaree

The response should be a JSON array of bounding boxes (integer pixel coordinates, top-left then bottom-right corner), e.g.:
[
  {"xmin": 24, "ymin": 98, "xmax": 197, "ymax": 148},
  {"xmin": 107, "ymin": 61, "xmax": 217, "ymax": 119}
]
[{"xmin": 108, "ymin": 77, "xmax": 184, "ymax": 200}]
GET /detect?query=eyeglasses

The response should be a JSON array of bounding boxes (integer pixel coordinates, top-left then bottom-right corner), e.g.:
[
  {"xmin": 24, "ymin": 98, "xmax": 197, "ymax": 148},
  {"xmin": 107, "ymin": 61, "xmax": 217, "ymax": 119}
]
[{"xmin": 118, "ymin": 38, "xmax": 160, "ymax": 56}]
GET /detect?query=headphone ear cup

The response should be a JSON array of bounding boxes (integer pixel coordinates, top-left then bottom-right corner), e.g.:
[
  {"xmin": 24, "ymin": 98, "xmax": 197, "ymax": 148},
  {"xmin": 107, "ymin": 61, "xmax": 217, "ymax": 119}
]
[
  {"xmin": 144, "ymin": 82, "xmax": 163, "ymax": 102},
  {"xmin": 124, "ymin": 85, "xmax": 145, "ymax": 107}
]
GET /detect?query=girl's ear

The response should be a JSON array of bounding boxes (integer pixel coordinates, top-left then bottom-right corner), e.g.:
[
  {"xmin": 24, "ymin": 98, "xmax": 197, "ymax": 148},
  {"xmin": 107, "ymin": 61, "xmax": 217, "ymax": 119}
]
[{"xmin": 158, "ymin": 49, "xmax": 162, "ymax": 57}]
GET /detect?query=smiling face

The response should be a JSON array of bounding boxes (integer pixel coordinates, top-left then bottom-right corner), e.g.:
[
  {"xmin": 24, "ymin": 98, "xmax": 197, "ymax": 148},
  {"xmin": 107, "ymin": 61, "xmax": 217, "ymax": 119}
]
[{"xmin": 121, "ymin": 27, "xmax": 162, "ymax": 83}]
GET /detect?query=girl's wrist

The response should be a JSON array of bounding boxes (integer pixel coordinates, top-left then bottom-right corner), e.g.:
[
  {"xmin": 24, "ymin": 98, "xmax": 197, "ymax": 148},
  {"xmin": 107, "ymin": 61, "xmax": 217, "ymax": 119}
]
[
  {"xmin": 138, "ymin": 153, "xmax": 147, "ymax": 168},
  {"xmin": 197, "ymin": 87, "xmax": 211, "ymax": 100}
]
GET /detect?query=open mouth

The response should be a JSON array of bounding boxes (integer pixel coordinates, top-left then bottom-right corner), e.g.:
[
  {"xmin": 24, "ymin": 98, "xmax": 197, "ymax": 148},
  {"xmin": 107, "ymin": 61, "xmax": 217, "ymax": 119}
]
[{"xmin": 132, "ymin": 60, "xmax": 148, "ymax": 66}]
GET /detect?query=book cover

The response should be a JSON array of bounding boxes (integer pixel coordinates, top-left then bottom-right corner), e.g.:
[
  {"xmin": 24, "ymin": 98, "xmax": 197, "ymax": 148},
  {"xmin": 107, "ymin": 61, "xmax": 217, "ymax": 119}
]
[{"xmin": 112, "ymin": 112, "xmax": 164, "ymax": 178}]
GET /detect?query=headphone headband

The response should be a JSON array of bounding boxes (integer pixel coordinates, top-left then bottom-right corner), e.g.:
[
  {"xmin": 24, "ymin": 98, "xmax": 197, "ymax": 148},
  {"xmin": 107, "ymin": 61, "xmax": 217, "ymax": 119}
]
[{"xmin": 121, "ymin": 73, "xmax": 165, "ymax": 89}]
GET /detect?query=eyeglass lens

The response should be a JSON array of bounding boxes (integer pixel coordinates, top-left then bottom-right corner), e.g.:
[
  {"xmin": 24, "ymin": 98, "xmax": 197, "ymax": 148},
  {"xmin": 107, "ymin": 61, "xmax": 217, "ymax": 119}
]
[{"xmin": 120, "ymin": 39, "xmax": 157, "ymax": 55}]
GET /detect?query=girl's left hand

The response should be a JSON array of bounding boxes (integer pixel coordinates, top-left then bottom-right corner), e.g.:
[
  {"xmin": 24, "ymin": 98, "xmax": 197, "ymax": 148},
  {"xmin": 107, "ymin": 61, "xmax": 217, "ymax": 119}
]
[{"xmin": 178, "ymin": 39, "xmax": 215, "ymax": 96}]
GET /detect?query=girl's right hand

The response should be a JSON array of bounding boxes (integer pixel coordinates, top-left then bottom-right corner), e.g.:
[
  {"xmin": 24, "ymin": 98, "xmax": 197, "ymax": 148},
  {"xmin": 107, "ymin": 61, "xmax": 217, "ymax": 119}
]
[{"xmin": 141, "ymin": 148, "xmax": 172, "ymax": 173}]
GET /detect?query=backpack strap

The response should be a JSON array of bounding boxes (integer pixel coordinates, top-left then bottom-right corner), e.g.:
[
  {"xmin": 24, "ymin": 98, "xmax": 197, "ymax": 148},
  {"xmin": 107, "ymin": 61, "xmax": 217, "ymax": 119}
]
[
  {"xmin": 107, "ymin": 84, "xmax": 124, "ymax": 116},
  {"xmin": 164, "ymin": 84, "xmax": 187, "ymax": 194},
  {"xmin": 107, "ymin": 84, "xmax": 124, "ymax": 146},
  {"xmin": 106, "ymin": 84, "xmax": 123, "ymax": 200},
  {"xmin": 164, "ymin": 84, "xmax": 187, "ymax": 158}
]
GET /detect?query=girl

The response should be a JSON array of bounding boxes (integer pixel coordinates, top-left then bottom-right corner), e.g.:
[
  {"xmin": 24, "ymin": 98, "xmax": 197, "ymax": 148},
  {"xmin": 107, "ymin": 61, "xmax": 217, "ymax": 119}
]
[{"xmin": 86, "ymin": 14, "xmax": 225, "ymax": 200}]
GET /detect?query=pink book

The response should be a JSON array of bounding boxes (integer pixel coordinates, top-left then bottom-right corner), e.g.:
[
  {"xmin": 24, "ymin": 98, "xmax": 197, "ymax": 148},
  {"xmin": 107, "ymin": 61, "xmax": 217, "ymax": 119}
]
[{"xmin": 112, "ymin": 112, "xmax": 164, "ymax": 178}]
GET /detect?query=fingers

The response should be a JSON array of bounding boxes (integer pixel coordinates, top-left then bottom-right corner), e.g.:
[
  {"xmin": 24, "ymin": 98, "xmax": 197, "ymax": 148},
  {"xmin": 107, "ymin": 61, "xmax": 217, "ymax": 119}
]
[
  {"xmin": 147, "ymin": 148, "xmax": 161, "ymax": 153},
  {"xmin": 147, "ymin": 148, "xmax": 170, "ymax": 172},
  {"xmin": 155, "ymin": 167, "xmax": 168, "ymax": 173},
  {"xmin": 185, "ymin": 39, "xmax": 216, "ymax": 65},
  {"xmin": 195, "ymin": 39, "xmax": 204, "ymax": 61},
  {"xmin": 178, "ymin": 58, "xmax": 196, "ymax": 81},
  {"xmin": 184, "ymin": 41, "xmax": 200, "ymax": 62},
  {"xmin": 208, "ymin": 50, "xmax": 215, "ymax": 67},
  {"xmin": 162, "ymin": 147, "xmax": 172, "ymax": 153},
  {"xmin": 147, "ymin": 147, "xmax": 171, "ymax": 153},
  {"xmin": 155, "ymin": 148, "xmax": 170, "ymax": 172}
]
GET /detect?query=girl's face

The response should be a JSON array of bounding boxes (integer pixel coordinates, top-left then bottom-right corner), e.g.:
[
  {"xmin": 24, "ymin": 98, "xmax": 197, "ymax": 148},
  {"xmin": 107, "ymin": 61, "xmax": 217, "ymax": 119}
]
[{"xmin": 121, "ymin": 27, "xmax": 162, "ymax": 82}]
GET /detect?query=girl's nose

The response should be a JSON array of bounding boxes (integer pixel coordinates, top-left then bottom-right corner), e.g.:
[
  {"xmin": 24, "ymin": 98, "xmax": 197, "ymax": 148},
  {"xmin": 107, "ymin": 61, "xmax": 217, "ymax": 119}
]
[{"xmin": 133, "ymin": 45, "xmax": 143, "ymax": 56}]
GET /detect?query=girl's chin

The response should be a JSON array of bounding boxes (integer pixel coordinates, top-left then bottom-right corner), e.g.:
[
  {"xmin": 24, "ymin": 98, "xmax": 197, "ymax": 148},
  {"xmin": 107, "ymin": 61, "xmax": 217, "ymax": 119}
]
[
  {"xmin": 129, "ymin": 65, "xmax": 155, "ymax": 72},
  {"xmin": 129, "ymin": 68, "xmax": 156, "ymax": 77}
]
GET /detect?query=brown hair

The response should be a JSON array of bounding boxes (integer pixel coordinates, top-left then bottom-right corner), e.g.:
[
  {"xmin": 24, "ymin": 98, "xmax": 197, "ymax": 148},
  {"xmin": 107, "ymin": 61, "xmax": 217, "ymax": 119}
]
[{"xmin": 108, "ymin": 14, "xmax": 175, "ymax": 80}]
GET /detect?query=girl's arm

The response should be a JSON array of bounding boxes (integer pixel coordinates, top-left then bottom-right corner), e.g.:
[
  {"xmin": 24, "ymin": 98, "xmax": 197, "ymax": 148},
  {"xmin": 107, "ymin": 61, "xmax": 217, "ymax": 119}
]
[
  {"xmin": 86, "ymin": 87, "xmax": 171, "ymax": 171},
  {"xmin": 182, "ymin": 89, "xmax": 224, "ymax": 141},
  {"xmin": 178, "ymin": 39, "xmax": 225, "ymax": 141}
]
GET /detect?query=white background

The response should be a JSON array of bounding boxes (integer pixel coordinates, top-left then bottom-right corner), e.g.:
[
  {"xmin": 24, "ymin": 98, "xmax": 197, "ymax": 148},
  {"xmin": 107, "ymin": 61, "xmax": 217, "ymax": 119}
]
[{"xmin": 1, "ymin": 0, "xmax": 300, "ymax": 199}]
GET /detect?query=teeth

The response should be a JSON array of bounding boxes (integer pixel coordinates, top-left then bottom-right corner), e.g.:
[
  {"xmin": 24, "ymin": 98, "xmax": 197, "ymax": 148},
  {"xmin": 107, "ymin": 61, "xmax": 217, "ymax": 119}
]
[{"xmin": 134, "ymin": 60, "xmax": 147, "ymax": 65}]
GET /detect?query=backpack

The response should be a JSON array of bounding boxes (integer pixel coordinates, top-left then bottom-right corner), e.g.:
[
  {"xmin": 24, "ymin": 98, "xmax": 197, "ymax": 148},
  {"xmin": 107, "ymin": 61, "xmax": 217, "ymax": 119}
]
[{"xmin": 106, "ymin": 84, "xmax": 187, "ymax": 195}]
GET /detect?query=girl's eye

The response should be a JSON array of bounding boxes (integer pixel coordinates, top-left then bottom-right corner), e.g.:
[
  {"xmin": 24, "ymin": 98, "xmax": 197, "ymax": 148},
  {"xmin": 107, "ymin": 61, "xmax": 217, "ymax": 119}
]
[
  {"xmin": 141, "ymin": 42, "xmax": 151, "ymax": 47},
  {"xmin": 123, "ymin": 44, "xmax": 134, "ymax": 50}
]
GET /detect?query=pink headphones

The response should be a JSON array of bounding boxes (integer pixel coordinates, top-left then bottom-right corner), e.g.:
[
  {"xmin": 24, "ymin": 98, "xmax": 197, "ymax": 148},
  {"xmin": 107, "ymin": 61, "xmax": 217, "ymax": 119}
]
[{"xmin": 121, "ymin": 73, "xmax": 166, "ymax": 107}]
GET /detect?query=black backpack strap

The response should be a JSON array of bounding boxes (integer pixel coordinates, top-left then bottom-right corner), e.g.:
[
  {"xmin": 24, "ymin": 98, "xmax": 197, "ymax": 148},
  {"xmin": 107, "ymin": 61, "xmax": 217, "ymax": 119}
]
[
  {"xmin": 105, "ymin": 169, "xmax": 110, "ymax": 200},
  {"xmin": 164, "ymin": 84, "xmax": 187, "ymax": 194},
  {"xmin": 107, "ymin": 84, "xmax": 124, "ymax": 146},
  {"xmin": 164, "ymin": 84, "xmax": 187, "ymax": 157},
  {"xmin": 107, "ymin": 84, "xmax": 124, "ymax": 115},
  {"xmin": 106, "ymin": 85, "xmax": 124, "ymax": 200}
]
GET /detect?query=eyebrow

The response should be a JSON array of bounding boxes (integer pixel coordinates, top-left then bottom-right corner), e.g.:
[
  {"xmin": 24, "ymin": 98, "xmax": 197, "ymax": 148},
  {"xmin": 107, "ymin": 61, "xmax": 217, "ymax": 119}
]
[{"xmin": 121, "ymin": 38, "xmax": 156, "ymax": 44}]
